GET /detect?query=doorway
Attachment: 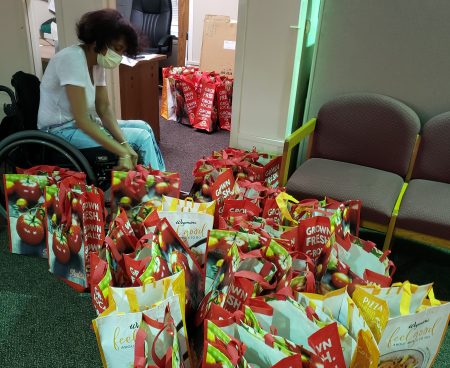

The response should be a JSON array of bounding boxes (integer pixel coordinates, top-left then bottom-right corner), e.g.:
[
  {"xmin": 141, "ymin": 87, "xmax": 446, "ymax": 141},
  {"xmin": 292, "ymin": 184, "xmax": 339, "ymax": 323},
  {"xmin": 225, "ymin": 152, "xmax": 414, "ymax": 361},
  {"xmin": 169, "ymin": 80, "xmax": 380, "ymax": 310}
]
[{"xmin": 26, "ymin": 0, "xmax": 57, "ymax": 78}]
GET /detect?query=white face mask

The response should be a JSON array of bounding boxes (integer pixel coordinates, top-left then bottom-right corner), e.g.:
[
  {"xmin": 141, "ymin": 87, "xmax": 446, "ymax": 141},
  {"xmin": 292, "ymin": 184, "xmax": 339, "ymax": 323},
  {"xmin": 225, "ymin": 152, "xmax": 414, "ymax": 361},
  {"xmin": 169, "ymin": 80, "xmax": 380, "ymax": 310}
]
[{"xmin": 97, "ymin": 48, "xmax": 122, "ymax": 69}]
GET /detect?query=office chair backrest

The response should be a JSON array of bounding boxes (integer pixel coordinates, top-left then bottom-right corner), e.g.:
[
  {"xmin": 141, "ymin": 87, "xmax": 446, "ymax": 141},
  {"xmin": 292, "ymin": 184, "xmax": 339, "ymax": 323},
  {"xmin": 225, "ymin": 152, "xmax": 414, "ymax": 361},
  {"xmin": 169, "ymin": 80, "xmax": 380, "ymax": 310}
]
[
  {"xmin": 130, "ymin": 0, "xmax": 172, "ymax": 50},
  {"xmin": 412, "ymin": 112, "xmax": 450, "ymax": 184},
  {"xmin": 11, "ymin": 71, "xmax": 41, "ymax": 131},
  {"xmin": 312, "ymin": 93, "xmax": 421, "ymax": 177}
]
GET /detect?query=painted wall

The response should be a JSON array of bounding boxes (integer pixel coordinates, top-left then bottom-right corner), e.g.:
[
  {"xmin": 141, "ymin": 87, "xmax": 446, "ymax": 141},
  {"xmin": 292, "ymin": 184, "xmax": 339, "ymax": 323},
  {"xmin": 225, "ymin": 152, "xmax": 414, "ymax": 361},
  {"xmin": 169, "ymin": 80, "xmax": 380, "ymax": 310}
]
[
  {"xmin": 230, "ymin": 0, "xmax": 308, "ymax": 154},
  {"xmin": 305, "ymin": 0, "xmax": 450, "ymax": 124},
  {"xmin": 0, "ymin": 0, "xmax": 34, "ymax": 121},
  {"xmin": 187, "ymin": 0, "xmax": 239, "ymax": 65}
]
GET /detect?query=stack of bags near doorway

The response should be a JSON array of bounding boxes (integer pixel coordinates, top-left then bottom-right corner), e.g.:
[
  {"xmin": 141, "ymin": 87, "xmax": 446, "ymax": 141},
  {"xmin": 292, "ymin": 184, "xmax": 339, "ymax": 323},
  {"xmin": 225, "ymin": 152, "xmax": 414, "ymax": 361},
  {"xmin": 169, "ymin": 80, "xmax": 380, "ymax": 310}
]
[{"xmin": 161, "ymin": 66, "xmax": 234, "ymax": 133}]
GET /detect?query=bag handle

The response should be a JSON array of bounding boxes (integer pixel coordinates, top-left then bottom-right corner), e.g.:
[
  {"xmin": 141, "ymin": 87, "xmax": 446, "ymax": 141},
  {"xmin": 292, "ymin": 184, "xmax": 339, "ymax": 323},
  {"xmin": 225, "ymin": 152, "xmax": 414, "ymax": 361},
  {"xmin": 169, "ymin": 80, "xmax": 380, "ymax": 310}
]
[
  {"xmin": 134, "ymin": 328, "xmax": 148, "ymax": 368},
  {"xmin": 104, "ymin": 236, "xmax": 123, "ymax": 262},
  {"xmin": 247, "ymin": 298, "xmax": 273, "ymax": 316},
  {"xmin": 151, "ymin": 320, "xmax": 175, "ymax": 368},
  {"xmin": 275, "ymin": 192, "xmax": 299, "ymax": 224},
  {"xmin": 234, "ymin": 270, "xmax": 277, "ymax": 290}
]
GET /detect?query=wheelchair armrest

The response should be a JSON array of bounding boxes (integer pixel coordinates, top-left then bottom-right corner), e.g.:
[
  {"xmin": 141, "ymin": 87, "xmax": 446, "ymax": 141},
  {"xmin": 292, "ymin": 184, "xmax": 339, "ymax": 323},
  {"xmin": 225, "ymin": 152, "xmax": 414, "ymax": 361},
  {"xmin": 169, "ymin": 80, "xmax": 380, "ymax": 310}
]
[{"xmin": 0, "ymin": 85, "xmax": 17, "ymax": 115}]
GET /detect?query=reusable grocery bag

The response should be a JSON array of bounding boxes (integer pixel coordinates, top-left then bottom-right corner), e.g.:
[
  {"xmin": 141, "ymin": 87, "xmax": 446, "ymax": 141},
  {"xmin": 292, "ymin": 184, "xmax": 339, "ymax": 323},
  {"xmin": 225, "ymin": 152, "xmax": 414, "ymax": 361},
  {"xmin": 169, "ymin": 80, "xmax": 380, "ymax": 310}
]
[
  {"xmin": 3, "ymin": 173, "xmax": 49, "ymax": 257},
  {"xmin": 161, "ymin": 68, "xmax": 178, "ymax": 121},
  {"xmin": 111, "ymin": 167, "xmax": 181, "ymax": 237},
  {"xmin": 354, "ymin": 282, "xmax": 450, "ymax": 368},
  {"xmin": 45, "ymin": 181, "xmax": 105, "ymax": 291},
  {"xmin": 93, "ymin": 272, "xmax": 189, "ymax": 368},
  {"xmin": 318, "ymin": 234, "xmax": 395, "ymax": 295},
  {"xmin": 4, "ymin": 167, "xmax": 86, "ymax": 257},
  {"xmin": 134, "ymin": 298, "xmax": 187, "ymax": 368},
  {"xmin": 157, "ymin": 210, "xmax": 214, "ymax": 266},
  {"xmin": 160, "ymin": 195, "xmax": 216, "ymax": 216}
]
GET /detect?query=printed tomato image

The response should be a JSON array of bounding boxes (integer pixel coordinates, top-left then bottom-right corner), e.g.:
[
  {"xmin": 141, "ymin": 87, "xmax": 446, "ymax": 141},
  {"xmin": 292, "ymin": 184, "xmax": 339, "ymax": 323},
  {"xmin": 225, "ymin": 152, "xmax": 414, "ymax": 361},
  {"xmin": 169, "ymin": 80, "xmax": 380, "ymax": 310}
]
[
  {"xmin": 71, "ymin": 197, "xmax": 84, "ymax": 218},
  {"xmin": 15, "ymin": 177, "xmax": 42, "ymax": 203},
  {"xmin": 34, "ymin": 206, "xmax": 46, "ymax": 222},
  {"xmin": 67, "ymin": 225, "xmax": 82, "ymax": 255},
  {"xmin": 52, "ymin": 230, "xmax": 71, "ymax": 264},
  {"xmin": 16, "ymin": 212, "xmax": 45, "ymax": 245}
]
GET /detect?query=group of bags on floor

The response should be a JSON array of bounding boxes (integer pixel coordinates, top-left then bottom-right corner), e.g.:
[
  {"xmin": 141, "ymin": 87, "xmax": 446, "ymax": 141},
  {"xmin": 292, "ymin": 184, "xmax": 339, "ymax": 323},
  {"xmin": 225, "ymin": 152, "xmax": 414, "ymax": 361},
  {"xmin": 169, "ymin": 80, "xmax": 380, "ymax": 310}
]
[
  {"xmin": 161, "ymin": 66, "xmax": 234, "ymax": 133},
  {"xmin": 3, "ymin": 148, "xmax": 450, "ymax": 368}
]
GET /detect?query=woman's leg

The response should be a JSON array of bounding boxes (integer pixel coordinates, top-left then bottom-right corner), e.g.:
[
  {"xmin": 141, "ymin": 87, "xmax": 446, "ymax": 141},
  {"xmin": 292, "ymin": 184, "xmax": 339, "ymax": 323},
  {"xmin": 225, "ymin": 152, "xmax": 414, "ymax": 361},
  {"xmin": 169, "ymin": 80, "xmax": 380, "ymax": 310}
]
[
  {"xmin": 118, "ymin": 120, "xmax": 166, "ymax": 171},
  {"xmin": 47, "ymin": 124, "xmax": 109, "ymax": 149}
]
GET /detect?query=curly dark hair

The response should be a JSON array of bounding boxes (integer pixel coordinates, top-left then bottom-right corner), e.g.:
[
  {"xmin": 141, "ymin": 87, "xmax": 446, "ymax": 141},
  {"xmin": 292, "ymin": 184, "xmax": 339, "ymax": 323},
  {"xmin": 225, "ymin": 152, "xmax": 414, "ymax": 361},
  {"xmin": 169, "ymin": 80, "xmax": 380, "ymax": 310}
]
[{"xmin": 76, "ymin": 9, "xmax": 141, "ymax": 57}]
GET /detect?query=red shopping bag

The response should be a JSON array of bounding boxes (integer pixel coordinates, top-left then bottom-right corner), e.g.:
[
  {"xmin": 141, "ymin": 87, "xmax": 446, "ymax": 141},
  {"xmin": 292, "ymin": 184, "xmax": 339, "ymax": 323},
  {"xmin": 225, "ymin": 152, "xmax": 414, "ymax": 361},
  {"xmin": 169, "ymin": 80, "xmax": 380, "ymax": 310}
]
[
  {"xmin": 111, "ymin": 166, "xmax": 181, "ymax": 237},
  {"xmin": 215, "ymin": 80, "xmax": 232, "ymax": 131},
  {"xmin": 194, "ymin": 78, "xmax": 217, "ymax": 132},
  {"xmin": 46, "ymin": 179, "xmax": 105, "ymax": 292}
]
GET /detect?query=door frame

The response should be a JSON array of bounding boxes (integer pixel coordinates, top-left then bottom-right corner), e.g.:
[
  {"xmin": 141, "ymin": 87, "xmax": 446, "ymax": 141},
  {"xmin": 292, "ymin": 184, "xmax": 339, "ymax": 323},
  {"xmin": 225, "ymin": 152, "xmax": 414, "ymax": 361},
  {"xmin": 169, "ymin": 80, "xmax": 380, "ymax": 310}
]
[{"xmin": 177, "ymin": 0, "xmax": 189, "ymax": 66}]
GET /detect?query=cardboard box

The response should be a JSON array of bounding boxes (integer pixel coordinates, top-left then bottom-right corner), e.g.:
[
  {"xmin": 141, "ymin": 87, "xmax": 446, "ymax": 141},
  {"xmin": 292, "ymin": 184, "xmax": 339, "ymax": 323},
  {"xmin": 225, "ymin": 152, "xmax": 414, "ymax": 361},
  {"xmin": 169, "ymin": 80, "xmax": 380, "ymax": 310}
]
[{"xmin": 200, "ymin": 15, "xmax": 237, "ymax": 77}]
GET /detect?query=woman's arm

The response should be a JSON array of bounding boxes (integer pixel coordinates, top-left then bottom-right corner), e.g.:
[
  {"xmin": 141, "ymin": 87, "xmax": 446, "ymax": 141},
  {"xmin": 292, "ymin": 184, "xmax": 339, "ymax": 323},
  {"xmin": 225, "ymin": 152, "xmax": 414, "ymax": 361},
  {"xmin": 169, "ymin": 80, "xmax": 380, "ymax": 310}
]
[
  {"xmin": 95, "ymin": 85, "xmax": 138, "ymax": 165},
  {"xmin": 66, "ymin": 84, "xmax": 133, "ymax": 170},
  {"xmin": 95, "ymin": 86, "xmax": 125, "ymax": 142}
]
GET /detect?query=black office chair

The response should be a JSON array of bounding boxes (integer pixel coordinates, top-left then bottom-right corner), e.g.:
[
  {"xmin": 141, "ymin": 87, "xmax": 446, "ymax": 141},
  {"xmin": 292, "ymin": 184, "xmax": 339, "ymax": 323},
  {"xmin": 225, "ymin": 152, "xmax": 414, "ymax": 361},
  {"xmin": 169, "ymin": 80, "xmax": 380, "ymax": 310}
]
[{"xmin": 130, "ymin": 0, "xmax": 175, "ymax": 56}]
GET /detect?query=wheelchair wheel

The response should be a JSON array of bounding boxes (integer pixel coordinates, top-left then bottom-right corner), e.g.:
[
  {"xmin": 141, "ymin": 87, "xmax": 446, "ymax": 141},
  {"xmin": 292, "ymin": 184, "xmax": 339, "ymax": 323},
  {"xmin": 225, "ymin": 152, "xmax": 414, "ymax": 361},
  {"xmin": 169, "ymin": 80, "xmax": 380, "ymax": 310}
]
[{"xmin": 0, "ymin": 130, "xmax": 96, "ymax": 219}]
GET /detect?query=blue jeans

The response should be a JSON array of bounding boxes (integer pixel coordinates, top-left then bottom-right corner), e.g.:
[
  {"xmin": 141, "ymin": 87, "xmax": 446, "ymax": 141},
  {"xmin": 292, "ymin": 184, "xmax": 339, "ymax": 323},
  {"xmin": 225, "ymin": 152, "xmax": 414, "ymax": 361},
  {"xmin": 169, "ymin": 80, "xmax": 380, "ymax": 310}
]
[{"xmin": 44, "ymin": 119, "xmax": 165, "ymax": 171}]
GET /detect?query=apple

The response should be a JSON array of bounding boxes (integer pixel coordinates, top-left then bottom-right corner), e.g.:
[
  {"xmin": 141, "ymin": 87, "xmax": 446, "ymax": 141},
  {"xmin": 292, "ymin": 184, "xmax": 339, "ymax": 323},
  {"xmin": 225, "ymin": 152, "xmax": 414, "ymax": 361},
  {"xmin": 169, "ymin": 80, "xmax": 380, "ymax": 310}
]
[
  {"xmin": 5, "ymin": 180, "xmax": 15, "ymax": 196},
  {"xmin": 201, "ymin": 183, "xmax": 211, "ymax": 197},
  {"xmin": 119, "ymin": 196, "xmax": 132, "ymax": 209},
  {"xmin": 111, "ymin": 176, "xmax": 122, "ymax": 192},
  {"xmin": 146, "ymin": 175, "xmax": 155, "ymax": 187},
  {"xmin": 155, "ymin": 182, "xmax": 169, "ymax": 195},
  {"xmin": 331, "ymin": 272, "xmax": 351, "ymax": 289},
  {"xmin": 16, "ymin": 198, "xmax": 28, "ymax": 211}
]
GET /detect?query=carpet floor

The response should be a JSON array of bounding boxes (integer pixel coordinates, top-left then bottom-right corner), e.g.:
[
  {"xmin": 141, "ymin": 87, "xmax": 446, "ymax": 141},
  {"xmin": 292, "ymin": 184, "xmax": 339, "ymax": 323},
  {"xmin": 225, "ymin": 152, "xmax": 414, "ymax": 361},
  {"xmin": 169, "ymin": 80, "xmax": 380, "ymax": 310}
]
[
  {"xmin": 0, "ymin": 224, "xmax": 448, "ymax": 367},
  {"xmin": 158, "ymin": 116, "xmax": 230, "ymax": 193}
]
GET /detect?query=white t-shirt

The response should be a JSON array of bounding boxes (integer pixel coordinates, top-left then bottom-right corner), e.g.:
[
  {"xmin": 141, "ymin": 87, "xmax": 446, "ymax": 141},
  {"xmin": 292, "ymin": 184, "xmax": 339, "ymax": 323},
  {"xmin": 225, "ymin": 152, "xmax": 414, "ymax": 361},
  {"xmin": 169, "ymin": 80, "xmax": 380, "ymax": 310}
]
[{"xmin": 37, "ymin": 44, "xmax": 106, "ymax": 129}]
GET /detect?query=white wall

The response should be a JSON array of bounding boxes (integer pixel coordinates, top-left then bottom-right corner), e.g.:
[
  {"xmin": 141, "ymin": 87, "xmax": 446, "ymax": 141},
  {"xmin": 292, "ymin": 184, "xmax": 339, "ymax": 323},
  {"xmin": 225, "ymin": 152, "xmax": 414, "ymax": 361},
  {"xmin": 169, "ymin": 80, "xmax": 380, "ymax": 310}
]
[
  {"xmin": 230, "ymin": 0, "xmax": 305, "ymax": 154},
  {"xmin": 305, "ymin": 0, "xmax": 450, "ymax": 124},
  {"xmin": 187, "ymin": 0, "xmax": 239, "ymax": 65},
  {"xmin": 0, "ymin": 0, "xmax": 34, "ymax": 120}
]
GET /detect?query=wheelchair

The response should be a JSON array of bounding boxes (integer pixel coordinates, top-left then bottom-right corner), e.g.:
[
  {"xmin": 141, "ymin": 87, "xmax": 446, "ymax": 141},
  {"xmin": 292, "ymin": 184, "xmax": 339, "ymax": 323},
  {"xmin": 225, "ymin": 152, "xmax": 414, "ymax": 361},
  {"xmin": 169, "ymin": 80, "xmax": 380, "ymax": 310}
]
[{"xmin": 0, "ymin": 71, "xmax": 118, "ymax": 219}]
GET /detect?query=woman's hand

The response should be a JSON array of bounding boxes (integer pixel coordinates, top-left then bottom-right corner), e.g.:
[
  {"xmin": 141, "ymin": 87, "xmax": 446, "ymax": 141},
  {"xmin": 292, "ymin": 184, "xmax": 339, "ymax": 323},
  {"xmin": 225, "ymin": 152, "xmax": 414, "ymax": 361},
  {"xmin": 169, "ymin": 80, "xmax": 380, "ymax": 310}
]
[
  {"xmin": 115, "ymin": 154, "xmax": 134, "ymax": 171},
  {"xmin": 124, "ymin": 143, "xmax": 139, "ymax": 166}
]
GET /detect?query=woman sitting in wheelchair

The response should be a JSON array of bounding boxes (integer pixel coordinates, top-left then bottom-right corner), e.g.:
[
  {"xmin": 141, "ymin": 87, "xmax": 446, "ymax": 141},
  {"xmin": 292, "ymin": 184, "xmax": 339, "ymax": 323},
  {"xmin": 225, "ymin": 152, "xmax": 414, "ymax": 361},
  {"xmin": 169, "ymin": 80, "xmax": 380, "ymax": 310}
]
[{"xmin": 37, "ymin": 9, "xmax": 165, "ymax": 172}]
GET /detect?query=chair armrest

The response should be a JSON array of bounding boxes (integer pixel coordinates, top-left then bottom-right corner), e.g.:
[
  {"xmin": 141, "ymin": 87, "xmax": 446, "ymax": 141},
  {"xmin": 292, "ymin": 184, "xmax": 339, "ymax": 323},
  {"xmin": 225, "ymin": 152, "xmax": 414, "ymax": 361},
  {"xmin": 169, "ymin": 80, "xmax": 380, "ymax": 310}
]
[
  {"xmin": 392, "ymin": 182, "xmax": 408, "ymax": 217},
  {"xmin": 158, "ymin": 35, "xmax": 175, "ymax": 55},
  {"xmin": 280, "ymin": 118, "xmax": 317, "ymax": 186}
]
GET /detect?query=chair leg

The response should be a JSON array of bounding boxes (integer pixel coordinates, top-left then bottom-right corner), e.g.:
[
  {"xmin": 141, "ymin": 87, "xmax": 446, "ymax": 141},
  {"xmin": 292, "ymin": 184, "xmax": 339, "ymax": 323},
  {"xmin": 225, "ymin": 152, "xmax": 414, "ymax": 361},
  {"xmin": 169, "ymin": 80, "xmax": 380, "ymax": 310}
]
[{"xmin": 383, "ymin": 214, "xmax": 398, "ymax": 251}]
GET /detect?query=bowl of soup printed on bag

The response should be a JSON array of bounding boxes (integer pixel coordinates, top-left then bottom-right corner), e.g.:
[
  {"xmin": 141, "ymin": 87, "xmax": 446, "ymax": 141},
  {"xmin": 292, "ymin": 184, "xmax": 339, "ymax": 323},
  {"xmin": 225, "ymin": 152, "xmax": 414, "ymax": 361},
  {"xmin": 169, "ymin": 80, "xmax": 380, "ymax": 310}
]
[{"xmin": 378, "ymin": 349, "xmax": 424, "ymax": 368}]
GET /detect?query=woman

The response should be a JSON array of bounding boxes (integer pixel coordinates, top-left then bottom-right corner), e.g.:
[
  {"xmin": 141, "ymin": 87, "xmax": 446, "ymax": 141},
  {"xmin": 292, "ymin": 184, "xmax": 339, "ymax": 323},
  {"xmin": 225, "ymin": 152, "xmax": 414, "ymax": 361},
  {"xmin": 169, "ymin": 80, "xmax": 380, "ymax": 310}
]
[{"xmin": 37, "ymin": 9, "xmax": 165, "ymax": 171}]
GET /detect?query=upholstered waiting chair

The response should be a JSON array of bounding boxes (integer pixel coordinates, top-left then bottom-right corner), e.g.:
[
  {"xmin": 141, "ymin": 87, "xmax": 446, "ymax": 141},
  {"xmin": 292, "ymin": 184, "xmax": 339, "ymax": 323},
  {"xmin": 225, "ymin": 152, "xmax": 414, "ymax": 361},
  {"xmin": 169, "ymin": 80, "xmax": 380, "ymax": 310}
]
[
  {"xmin": 395, "ymin": 112, "xmax": 450, "ymax": 249},
  {"xmin": 282, "ymin": 93, "xmax": 421, "ymax": 249},
  {"xmin": 130, "ymin": 0, "xmax": 174, "ymax": 56}
]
